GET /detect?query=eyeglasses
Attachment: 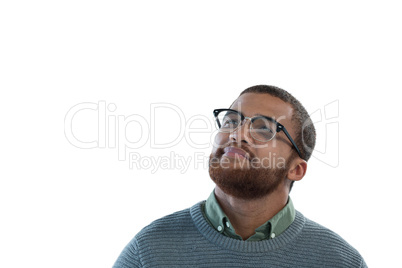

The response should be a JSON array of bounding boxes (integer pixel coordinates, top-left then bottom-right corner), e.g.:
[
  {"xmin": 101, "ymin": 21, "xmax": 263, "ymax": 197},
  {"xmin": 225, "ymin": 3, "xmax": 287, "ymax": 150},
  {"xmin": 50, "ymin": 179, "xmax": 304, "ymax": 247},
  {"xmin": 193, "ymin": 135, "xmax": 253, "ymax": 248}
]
[{"xmin": 213, "ymin": 108, "xmax": 303, "ymax": 159}]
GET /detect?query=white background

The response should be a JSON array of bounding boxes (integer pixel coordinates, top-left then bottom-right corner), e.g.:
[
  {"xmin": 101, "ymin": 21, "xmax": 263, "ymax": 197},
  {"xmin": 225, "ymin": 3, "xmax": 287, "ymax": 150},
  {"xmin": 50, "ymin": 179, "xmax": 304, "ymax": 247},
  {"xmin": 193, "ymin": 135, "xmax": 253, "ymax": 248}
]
[{"xmin": 1, "ymin": 1, "xmax": 401, "ymax": 267}]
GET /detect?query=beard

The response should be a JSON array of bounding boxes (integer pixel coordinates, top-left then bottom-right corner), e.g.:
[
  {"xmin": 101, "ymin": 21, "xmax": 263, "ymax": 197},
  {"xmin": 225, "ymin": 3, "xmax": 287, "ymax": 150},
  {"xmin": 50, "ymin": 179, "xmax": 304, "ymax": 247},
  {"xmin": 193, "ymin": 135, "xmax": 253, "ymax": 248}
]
[{"xmin": 208, "ymin": 144, "xmax": 295, "ymax": 200}]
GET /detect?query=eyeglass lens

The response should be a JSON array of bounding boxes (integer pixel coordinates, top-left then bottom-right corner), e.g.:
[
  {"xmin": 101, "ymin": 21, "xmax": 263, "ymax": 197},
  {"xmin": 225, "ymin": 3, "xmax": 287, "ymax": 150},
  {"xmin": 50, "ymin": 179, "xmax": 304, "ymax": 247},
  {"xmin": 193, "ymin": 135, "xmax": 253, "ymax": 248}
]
[{"xmin": 216, "ymin": 111, "xmax": 277, "ymax": 141}]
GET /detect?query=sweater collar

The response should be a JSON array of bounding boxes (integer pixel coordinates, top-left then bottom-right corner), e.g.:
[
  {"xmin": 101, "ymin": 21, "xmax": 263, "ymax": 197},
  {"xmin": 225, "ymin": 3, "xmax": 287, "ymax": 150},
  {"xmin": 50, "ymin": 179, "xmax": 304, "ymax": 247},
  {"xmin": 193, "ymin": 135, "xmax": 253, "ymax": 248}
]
[
  {"xmin": 191, "ymin": 200, "xmax": 306, "ymax": 253},
  {"xmin": 203, "ymin": 189, "xmax": 295, "ymax": 241}
]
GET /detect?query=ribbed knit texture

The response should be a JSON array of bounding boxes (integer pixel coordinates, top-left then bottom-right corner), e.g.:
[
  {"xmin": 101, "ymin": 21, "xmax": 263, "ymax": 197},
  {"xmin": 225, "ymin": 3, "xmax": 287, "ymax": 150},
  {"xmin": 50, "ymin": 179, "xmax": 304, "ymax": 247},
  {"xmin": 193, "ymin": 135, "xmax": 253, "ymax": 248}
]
[{"xmin": 113, "ymin": 202, "xmax": 367, "ymax": 267}]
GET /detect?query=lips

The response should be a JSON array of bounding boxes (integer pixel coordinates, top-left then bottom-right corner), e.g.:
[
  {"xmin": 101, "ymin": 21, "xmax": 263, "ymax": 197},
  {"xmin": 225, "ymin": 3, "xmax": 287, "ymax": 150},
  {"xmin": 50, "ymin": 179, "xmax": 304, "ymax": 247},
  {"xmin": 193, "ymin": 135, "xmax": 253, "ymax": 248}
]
[{"xmin": 223, "ymin": 146, "xmax": 250, "ymax": 160}]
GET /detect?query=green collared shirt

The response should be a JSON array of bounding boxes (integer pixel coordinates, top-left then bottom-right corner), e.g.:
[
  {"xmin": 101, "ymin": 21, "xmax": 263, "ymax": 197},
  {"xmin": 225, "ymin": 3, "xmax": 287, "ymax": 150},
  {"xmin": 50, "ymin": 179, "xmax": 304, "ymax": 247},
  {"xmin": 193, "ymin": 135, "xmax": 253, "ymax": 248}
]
[{"xmin": 201, "ymin": 190, "xmax": 296, "ymax": 241}]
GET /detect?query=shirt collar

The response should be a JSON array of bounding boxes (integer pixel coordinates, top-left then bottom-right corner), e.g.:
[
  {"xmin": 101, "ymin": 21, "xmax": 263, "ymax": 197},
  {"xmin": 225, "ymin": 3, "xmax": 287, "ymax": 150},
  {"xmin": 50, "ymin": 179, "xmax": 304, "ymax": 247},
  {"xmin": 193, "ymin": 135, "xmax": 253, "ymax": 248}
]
[{"xmin": 203, "ymin": 189, "xmax": 295, "ymax": 241}]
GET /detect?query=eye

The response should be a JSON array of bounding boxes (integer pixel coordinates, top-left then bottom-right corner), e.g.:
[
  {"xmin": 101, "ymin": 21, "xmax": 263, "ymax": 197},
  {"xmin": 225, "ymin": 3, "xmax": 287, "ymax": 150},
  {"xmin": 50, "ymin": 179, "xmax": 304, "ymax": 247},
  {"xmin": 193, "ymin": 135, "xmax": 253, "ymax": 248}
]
[
  {"xmin": 219, "ymin": 112, "xmax": 241, "ymax": 128},
  {"xmin": 222, "ymin": 118, "xmax": 239, "ymax": 127},
  {"xmin": 260, "ymin": 125, "xmax": 273, "ymax": 132},
  {"xmin": 253, "ymin": 120, "xmax": 271, "ymax": 130},
  {"xmin": 251, "ymin": 117, "xmax": 276, "ymax": 136}
]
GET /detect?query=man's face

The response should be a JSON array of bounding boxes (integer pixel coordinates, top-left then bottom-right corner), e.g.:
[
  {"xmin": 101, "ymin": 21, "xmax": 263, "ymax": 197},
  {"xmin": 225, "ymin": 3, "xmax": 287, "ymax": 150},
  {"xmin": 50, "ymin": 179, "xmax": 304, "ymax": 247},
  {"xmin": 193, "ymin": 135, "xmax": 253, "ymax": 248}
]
[{"xmin": 209, "ymin": 93, "xmax": 298, "ymax": 199}]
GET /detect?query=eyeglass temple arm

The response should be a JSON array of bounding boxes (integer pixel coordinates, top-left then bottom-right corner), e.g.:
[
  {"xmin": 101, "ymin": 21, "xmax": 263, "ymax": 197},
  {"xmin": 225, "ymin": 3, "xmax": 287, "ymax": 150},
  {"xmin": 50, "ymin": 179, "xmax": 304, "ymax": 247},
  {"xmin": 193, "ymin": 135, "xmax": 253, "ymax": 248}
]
[{"xmin": 277, "ymin": 125, "xmax": 303, "ymax": 159}]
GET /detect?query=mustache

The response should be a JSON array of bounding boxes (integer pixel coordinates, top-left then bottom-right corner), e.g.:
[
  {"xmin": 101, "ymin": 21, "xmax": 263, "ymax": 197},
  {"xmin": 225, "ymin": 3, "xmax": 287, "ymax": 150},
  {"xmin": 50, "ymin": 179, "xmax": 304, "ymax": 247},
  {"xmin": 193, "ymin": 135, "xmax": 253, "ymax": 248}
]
[{"xmin": 215, "ymin": 142, "xmax": 256, "ymax": 160}]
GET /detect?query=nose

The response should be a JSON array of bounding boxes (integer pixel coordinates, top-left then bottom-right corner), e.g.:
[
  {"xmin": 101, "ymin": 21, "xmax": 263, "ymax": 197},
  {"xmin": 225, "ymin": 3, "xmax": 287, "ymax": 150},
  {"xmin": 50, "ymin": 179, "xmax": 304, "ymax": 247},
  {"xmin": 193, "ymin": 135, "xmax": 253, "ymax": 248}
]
[{"xmin": 229, "ymin": 117, "xmax": 253, "ymax": 144}]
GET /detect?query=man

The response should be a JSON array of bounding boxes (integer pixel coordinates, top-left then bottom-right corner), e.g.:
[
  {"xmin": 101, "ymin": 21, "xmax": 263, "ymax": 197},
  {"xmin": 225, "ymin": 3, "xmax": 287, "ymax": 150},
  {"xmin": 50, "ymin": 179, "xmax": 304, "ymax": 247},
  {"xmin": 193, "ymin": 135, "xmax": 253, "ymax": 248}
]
[{"xmin": 113, "ymin": 85, "xmax": 367, "ymax": 267}]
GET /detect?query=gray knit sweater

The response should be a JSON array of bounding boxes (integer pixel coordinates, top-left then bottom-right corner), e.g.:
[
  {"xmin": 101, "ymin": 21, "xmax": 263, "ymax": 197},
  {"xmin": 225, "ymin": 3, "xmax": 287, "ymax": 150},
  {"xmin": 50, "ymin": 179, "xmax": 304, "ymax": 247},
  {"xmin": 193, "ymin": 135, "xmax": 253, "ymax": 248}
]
[{"xmin": 113, "ymin": 201, "xmax": 367, "ymax": 267}]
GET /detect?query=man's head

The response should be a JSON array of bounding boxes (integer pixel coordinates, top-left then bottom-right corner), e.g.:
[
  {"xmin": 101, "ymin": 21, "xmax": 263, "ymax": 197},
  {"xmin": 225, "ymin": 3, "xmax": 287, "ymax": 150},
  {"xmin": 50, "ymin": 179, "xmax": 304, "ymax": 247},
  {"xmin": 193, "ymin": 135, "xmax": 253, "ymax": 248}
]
[{"xmin": 209, "ymin": 85, "xmax": 316, "ymax": 199}]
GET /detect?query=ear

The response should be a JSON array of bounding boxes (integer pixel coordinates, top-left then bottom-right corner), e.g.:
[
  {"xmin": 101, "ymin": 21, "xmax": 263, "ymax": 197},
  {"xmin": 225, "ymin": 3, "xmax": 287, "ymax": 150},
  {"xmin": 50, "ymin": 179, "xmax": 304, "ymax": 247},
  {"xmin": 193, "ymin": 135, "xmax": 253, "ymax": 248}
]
[{"xmin": 287, "ymin": 158, "xmax": 307, "ymax": 182}]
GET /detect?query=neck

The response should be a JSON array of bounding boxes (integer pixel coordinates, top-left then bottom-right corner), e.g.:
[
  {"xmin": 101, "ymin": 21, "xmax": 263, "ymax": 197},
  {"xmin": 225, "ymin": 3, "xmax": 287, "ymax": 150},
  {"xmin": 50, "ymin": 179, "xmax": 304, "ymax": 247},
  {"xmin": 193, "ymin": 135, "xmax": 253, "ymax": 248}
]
[{"xmin": 214, "ymin": 185, "xmax": 289, "ymax": 240}]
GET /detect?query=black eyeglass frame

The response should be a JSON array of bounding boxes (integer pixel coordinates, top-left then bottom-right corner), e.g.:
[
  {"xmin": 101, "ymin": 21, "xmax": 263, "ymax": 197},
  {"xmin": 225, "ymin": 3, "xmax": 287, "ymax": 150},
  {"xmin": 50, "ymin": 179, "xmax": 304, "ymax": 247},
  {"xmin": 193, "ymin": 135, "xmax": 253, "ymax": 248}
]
[{"xmin": 213, "ymin": 108, "xmax": 303, "ymax": 159}]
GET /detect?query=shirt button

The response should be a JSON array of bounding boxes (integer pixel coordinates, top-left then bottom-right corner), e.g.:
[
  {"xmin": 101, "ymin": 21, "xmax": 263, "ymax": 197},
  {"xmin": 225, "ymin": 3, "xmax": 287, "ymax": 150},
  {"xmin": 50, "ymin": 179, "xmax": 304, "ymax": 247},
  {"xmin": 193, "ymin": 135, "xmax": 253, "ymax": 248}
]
[
  {"xmin": 217, "ymin": 225, "xmax": 223, "ymax": 232},
  {"xmin": 225, "ymin": 222, "xmax": 230, "ymax": 228},
  {"xmin": 270, "ymin": 233, "xmax": 276, "ymax": 239}
]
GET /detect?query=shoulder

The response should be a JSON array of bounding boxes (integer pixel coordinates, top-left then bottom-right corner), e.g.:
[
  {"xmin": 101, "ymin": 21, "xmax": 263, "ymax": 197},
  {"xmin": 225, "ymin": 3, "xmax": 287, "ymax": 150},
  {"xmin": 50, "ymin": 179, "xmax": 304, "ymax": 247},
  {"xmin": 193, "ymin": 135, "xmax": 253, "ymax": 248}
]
[
  {"xmin": 113, "ymin": 207, "xmax": 196, "ymax": 268},
  {"xmin": 134, "ymin": 203, "xmax": 203, "ymax": 243},
  {"xmin": 302, "ymin": 215, "xmax": 355, "ymax": 247},
  {"xmin": 297, "ymin": 212, "xmax": 366, "ymax": 267},
  {"xmin": 139, "ymin": 206, "xmax": 192, "ymax": 232}
]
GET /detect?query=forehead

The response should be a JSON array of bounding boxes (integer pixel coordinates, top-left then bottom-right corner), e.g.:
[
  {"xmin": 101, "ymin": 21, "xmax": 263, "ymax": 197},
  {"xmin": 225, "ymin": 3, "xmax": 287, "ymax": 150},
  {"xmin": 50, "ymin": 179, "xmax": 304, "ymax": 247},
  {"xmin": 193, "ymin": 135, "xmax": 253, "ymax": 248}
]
[{"xmin": 230, "ymin": 93, "xmax": 294, "ymax": 122}]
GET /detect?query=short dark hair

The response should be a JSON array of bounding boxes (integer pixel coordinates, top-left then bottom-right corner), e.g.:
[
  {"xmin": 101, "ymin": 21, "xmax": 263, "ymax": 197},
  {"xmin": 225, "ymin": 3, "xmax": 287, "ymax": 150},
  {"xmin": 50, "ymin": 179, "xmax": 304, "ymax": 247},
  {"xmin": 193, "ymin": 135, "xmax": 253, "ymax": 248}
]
[{"xmin": 237, "ymin": 85, "xmax": 316, "ymax": 191}]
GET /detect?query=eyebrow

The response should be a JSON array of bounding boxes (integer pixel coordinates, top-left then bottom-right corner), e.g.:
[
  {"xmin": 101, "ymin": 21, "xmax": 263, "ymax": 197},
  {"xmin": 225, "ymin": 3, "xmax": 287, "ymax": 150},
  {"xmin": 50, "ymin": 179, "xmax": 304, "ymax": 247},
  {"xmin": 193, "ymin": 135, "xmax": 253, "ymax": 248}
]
[
  {"xmin": 231, "ymin": 109, "xmax": 274, "ymax": 120},
  {"xmin": 254, "ymin": 113, "xmax": 270, "ymax": 118}
]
